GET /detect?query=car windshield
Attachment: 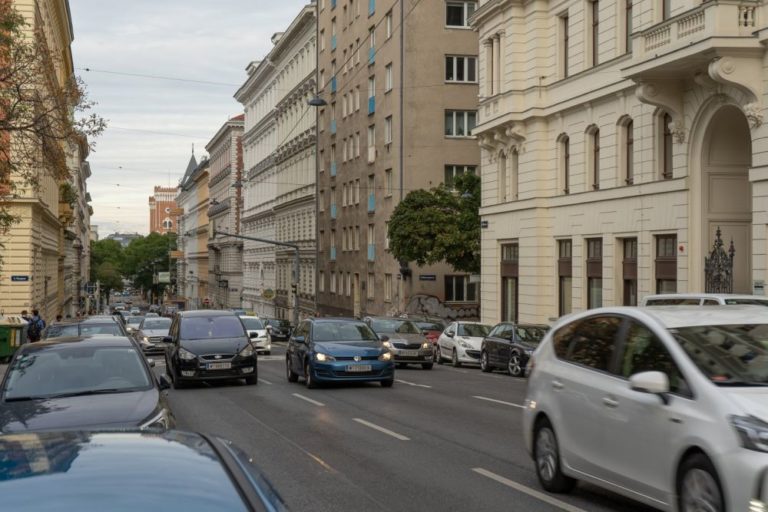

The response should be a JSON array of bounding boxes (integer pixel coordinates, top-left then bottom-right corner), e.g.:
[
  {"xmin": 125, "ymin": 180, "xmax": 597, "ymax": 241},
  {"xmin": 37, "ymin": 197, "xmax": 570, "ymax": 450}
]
[
  {"xmin": 313, "ymin": 322, "xmax": 379, "ymax": 342},
  {"xmin": 181, "ymin": 316, "xmax": 245, "ymax": 340},
  {"xmin": 415, "ymin": 322, "xmax": 444, "ymax": 332},
  {"xmin": 516, "ymin": 326, "xmax": 549, "ymax": 343},
  {"xmin": 458, "ymin": 324, "xmax": 491, "ymax": 337},
  {"xmin": 267, "ymin": 319, "xmax": 290, "ymax": 328},
  {"xmin": 3, "ymin": 345, "xmax": 152, "ymax": 400},
  {"xmin": 370, "ymin": 319, "xmax": 421, "ymax": 334},
  {"xmin": 242, "ymin": 318, "xmax": 265, "ymax": 330},
  {"xmin": 141, "ymin": 318, "xmax": 171, "ymax": 330},
  {"xmin": 724, "ymin": 299, "xmax": 768, "ymax": 306},
  {"xmin": 44, "ymin": 323, "xmax": 123, "ymax": 339},
  {"xmin": 126, "ymin": 317, "xmax": 142, "ymax": 325},
  {"xmin": 646, "ymin": 298, "xmax": 702, "ymax": 305},
  {"xmin": 670, "ymin": 324, "xmax": 768, "ymax": 385}
]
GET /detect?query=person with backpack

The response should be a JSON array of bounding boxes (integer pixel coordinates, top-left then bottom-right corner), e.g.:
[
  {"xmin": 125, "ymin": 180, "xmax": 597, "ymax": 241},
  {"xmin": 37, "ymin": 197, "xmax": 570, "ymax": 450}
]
[{"xmin": 28, "ymin": 309, "xmax": 46, "ymax": 342}]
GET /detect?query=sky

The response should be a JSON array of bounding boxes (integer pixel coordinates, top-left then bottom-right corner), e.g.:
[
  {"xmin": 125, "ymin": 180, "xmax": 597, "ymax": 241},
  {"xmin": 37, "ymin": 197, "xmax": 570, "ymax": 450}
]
[{"xmin": 69, "ymin": 0, "xmax": 309, "ymax": 237}]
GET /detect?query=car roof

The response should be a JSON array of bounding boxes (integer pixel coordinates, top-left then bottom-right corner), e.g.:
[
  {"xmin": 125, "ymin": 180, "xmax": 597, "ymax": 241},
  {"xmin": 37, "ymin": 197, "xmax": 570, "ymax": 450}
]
[
  {"xmin": 365, "ymin": 316, "xmax": 415, "ymax": 322},
  {"xmin": 310, "ymin": 317, "xmax": 365, "ymax": 324},
  {"xmin": 20, "ymin": 335, "xmax": 136, "ymax": 350},
  {"xmin": 563, "ymin": 305, "xmax": 768, "ymax": 329},
  {"xmin": 179, "ymin": 309, "xmax": 237, "ymax": 318},
  {"xmin": 80, "ymin": 316, "xmax": 121, "ymax": 324},
  {"xmin": 239, "ymin": 315, "xmax": 262, "ymax": 320},
  {"xmin": 643, "ymin": 293, "xmax": 768, "ymax": 300}
]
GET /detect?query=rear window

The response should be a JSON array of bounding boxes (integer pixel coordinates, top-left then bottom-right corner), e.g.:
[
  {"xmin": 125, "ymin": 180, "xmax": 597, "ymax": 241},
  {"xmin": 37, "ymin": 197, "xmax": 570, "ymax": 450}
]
[
  {"xmin": 370, "ymin": 319, "xmax": 420, "ymax": 334},
  {"xmin": 458, "ymin": 324, "xmax": 491, "ymax": 337},
  {"xmin": 645, "ymin": 298, "xmax": 702, "ymax": 305},
  {"xmin": 181, "ymin": 316, "xmax": 246, "ymax": 340},
  {"xmin": 242, "ymin": 318, "xmax": 265, "ymax": 330},
  {"xmin": 724, "ymin": 299, "xmax": 768, "ymax": 306}
]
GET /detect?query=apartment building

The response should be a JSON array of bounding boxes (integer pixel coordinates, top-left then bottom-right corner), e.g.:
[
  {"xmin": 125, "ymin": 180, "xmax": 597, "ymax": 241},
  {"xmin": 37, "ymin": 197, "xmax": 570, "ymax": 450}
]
[
  {"xmin": 205, "ymin": 115, "xmax": 245, "ymax": 309},
  {"xmin": 472, "ymin": 0, "xmax": 768, "ymax": 324},
  {"xmin": 315, "ymin": 0, "xmax": 481, "ymax": 318},
  {"xmin": 148, "ymin": 186, "xmax": 180, "ymax": 234},
  {"xmin": 236, "ymin": 3, "xmax": 317, "ymax": 320},
  {"xmin": 176, "ymin": 154, "xmax": 211, "ymax": 309}
]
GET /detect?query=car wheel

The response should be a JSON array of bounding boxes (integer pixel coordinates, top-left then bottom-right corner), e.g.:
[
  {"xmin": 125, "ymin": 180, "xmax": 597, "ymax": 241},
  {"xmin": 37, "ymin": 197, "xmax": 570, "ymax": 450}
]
[
  {"xmin": 534, "ymin": 419, "xmax": 576, "ymax": 493},
  {"xmin": 286, "ymin": 357, "xmax": 299, "ymax": 382},
  {"xmin": 421, "ymin": 363, "xmax": 433, "ymax": 370},
  {"xmin": 381, "ymin": 378, "xmax": 394, "ymax": 387},
  {"xmin": 679, "ymin": 454, "xmax": 724, "ymax": 512},
  {"xmin": 304, "ymin": 361, "xmax": 317, "ymax": 389},
  {"xmin": 244, "ymin": 375, "xmax": 258, "ymax": 385},
  {"xmin": 452, "ymin": 350, "xmax": 461, "ymax": 368},
  {"xmin": 508, "ymin": 350, "xmax": 524, "ymax": 377},
  {"xmin": 172, "ymin": 374, "xmax": 186, "ymax": 390},
  {"xmin": 480, "ymin": 351, "xmax": 491, "ymax": 373}
]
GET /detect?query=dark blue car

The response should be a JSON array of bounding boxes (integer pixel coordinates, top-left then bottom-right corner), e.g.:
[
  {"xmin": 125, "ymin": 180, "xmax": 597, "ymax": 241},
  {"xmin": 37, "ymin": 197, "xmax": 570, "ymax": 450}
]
[
  {"xmin": 0, "ymin": 430, "xmax": 285, "ymax": 512},
  {"xmin": 286, "ymin": 318, "xmax": 395, "ymax": 388}
]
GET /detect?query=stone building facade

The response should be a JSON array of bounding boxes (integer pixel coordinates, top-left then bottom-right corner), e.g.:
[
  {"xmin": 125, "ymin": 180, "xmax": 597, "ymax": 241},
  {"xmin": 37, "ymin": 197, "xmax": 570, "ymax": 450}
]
[
  {"xmin": 148, "ymin": 186, "xmax": 179, "ymax": 234},
  {"xmin": 176, "ymin": 155, "xmax": 210, "ymax": 309},
  {"xmin": 472, "ymin": 0, "xmax": 768, "ymax": 324}
]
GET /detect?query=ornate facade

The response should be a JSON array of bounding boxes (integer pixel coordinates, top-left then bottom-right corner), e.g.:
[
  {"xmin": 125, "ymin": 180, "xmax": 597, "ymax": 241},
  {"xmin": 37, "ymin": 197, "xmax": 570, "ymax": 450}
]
[
  {"xmin": 176, "ymin": 154, "xmax": 210, "ymax": 309},
  {"xmin": 148, "ymin": 186, "xmax": 179, "ymax": 234}
]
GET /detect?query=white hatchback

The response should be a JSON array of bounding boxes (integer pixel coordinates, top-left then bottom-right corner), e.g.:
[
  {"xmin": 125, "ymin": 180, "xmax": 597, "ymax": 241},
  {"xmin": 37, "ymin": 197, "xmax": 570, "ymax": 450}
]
[
  {"xmin": 240, "ymin": 316, "xmax": 270, "ymax": 354},
  {"xmin": 435, "ymin": 322, "xmax": 492, "ymax": 366},
  {"xmin": 522, "ymin": 306, "xmax": 768, "ymax": 512}
]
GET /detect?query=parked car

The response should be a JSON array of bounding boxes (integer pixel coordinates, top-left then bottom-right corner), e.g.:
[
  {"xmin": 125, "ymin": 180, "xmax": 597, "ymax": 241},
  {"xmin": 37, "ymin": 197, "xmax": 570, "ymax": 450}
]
[
  {"xmin": 164, "ymin": 310, "xmax": 258, "ymax": 388},
  {"xmin": 641, "ymin": 292, "xmax": 768, "ymax": 307},
  {"xmin": 124, "ymin": 316, "xmax": 143, "ymax": 335},
  {"xmin": 240, "ymin": 316, "xmax": 270, "ymax": 354},
  {"xmin": 43, "ymin": 317, "xmax": 128, "ymax": 340},
  {"xmin": 230, "ymin": 308, "xmax": 247, "ymax": 317},
  {"xmin": 135, "ymin": 317, "xmax": 172, "ymax": 355},
  {"xmin": 523, "ymin": 305, "xmax": 768, "ymax": 512},
  {"xmin": 480, "ymin": 323, "xmax": 549, "ymax": 376},
  {"xmin": 364, "ymin": 316, "xmax": 433, "ymax": 369},
  {"xmin": 436, "ymin": 322, "xmax": 492, "ymax": 366},
  {"xmin": 0, "ymin": 336, "xmax": 174, "ymax": 432},
  {"xmin": 130, "ymin": 307, "xmax": 141, "ymax": 315},
  {"xmin": 286, "ymin": 318, "xmax": 394, "ymax": 388},
  {"xmin": 0, "ymin": 430, "xmax": 285, "ymax": 511},
  {"xmin": 145, "ymin": 312, "xmax": 159, "ymax": 318},
  {"xmin": 263, "ymin": 318, "xmax": 292, "ymax": 341},
  {"xmin": 403, "ymin": 315, "xmax": 446, "ymax": 345}
]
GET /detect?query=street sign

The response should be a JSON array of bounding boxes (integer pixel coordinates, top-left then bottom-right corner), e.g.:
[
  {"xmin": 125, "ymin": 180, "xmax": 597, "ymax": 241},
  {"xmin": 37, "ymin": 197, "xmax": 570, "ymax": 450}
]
[
  {"xmin": 10, "ymin": 276, "xmax": 29, "ymax": 282},
  {"xmin": 419, "ymin": 275, "xmax": 436, "ymax": 281},
  {"xmin": 262, "ymin": 289, "xmax": 275, "ymax": 300},
  {"xmin": 157, "ymin": 272, "xmax": 171, "ymax": 284}
]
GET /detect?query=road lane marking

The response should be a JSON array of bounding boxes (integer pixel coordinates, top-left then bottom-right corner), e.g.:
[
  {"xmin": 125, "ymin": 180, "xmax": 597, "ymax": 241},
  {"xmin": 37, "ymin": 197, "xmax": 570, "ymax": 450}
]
[
  {"xmin": 472, "ymin": 395, "xmax": 524, "ymax": 408},
  {"xmin": 353, "ymin": 418, "xmax": 410, "ymax": 441},
  {"xmin": 395, "ymin": 379, "xmax": 432, "ymax": 389},
  {"xmin": 472, "ymin": 468, "xmax": 588, "ymax": 512},
  {"xmin": 292, "ymin": 393, "xmax": 325, "ymax": 407},
  {"xmin": 258, "ymin": 378, "xmax": 273, "ymax": 385}
]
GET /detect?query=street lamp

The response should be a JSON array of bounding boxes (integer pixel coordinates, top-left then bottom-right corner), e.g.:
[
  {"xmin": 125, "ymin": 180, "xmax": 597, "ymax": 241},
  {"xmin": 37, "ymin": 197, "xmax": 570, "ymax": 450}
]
[
  {"xmin": 308, "ymin": 93, "xmax": 327, "ymax": 317},
  {"xmin": 308, "ymin": 96, "xmax": 328, "ymax": 107}
]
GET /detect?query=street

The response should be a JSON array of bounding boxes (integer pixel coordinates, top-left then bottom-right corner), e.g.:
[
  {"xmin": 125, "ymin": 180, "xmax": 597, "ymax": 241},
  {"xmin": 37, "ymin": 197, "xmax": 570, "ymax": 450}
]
[{"xmin": 153, "ymin": 344, "xmax": 655, "ymax": 512}]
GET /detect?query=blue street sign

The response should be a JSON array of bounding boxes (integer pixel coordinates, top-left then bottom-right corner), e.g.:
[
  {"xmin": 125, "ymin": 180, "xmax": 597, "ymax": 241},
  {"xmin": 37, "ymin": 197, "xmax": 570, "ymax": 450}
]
[{"xmin": 10, "ymin": 276, "xmax": 29, "ymax": 282}]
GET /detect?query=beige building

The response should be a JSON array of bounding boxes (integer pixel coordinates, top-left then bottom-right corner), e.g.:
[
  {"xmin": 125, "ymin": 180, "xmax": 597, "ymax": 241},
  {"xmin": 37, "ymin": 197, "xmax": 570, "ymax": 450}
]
[
  {"xmin": 176, "ymin": 154, "xmax": 211, "ymax": 309},
  {"xmin": 236, "ymin": 4, "xmax": 317, "ymax": 320},
  {"xmin": 315, "ymin": 0, "xmax": 481, "ymax": 318},
  {"xmin": 205, "ymin": 115, "xmax": 245, "ymax": 309},
  {"xmin": 472, "ymin": 0, "xmax": 768, "ymax": 324}
]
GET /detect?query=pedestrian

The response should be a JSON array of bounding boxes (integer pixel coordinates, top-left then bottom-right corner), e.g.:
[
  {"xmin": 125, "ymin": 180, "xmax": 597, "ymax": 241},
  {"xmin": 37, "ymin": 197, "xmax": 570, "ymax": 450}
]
[
  {"xmin": 27, "ymin": 309, "xmax": 46, "ymax": 342},
  {"xmin": 20, "ymin": 310, "xmax": 29, "ymax": 321},
  {"xmin": 55, "ymin": 314, "xmax": 63, "ymax": 322}
]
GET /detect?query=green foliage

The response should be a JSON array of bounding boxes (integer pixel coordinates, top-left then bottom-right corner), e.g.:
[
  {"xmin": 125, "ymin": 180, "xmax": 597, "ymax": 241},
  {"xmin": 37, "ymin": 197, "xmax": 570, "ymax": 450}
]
[
  {"xmin": 95, "ymin": 262, "xmax": 123, "ymax": 295},
  {"xmin": 122, "ymin": 233, "xmax": 176, "ymax": 291},
  {"xmin": 388, "ymin": 172, "xmax": 481, "ymax": 274},
  {"xmin": 59, "ymin": 182, "xmax": 77, "ymax": 207},
  {"xmin": 90, "ymin": 239, "xmax": 124, "ymax": 283}
]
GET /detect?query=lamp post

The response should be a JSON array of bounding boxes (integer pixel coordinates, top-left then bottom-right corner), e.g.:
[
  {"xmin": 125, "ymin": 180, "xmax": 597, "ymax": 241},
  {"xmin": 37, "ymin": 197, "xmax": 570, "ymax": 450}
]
[{"xmin": 308, "ymin": 94, "xmax": 327, "ymax": 317}]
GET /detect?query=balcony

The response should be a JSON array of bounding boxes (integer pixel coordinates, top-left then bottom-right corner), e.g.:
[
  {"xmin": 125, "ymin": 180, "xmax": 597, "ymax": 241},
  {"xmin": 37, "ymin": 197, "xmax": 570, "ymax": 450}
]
[
  {"xmin": 623, "ymin": 0, "xmax": 762, "ymax": 81},
  {"xmin": 330, "ymin": 162, "xmax": 337, "ymax": 176},
  {"xmin": 368, "ymin": 47, "xmax": 375, "ymax": 65},
  {"xmin": 330, "ymin": 119, "xmax": 337, "ymax": 134},
  {"xmin": 367, "ymin": 193, "xmax": 375, "ymax": 213},
  {"xmin": 330, "ymin": 203, "xmax": 337, "ymax": 219},
  {"xmin": 331, "ymin": 35, "xmax": 337, "ymax": 51},
  {"xmin": 368, "ymin": 96, "xmax": 375, "ymax": 115},
  {"xmin": 367, "ymin": 244, "xmax": 375, "ymax": 261},
  {"xmin": 330, "ymin": 247, "xmax": 337, "ymax": 261},
  {"xmin": 331, "ymin": 76, "xmax": 337, "ymax": 93}
]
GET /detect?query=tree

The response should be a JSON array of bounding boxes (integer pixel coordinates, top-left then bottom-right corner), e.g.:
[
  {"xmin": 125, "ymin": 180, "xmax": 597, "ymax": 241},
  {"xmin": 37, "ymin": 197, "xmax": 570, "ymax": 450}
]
[
  {"xmin": 388, "ymin": 172, "xmax": 481, "ymax": 274},
  {"xmin": 95, "ymin": 261, "xmax": 122, "ymax": 297},
  {"xmin": 90, "ymin": 239, "xmax": 124, "ymax": 283},
  {"xmin": 121, "ymin": 233, "xmax": 175, "ymax": 293}
]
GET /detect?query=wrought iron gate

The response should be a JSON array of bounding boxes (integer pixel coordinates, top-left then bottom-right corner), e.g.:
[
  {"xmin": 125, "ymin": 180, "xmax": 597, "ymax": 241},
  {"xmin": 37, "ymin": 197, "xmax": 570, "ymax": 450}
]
[{"xmin": 704, "ymin": 227, "xmax": 735, "ymax": 293}]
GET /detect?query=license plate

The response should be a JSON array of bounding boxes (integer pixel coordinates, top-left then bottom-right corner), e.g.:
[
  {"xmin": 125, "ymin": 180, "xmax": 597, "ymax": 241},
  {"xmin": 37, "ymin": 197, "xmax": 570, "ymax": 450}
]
[
  {"xmin": 400, "ymin": 350, "xmax": 419, "ymax": 357},
  {"xmin": 346, "ymin": 364, "xmax": 372, "ymax": 372},
  {"xmin": 207, "ymin": 362, "xmax": 232, "ymax": 370}
]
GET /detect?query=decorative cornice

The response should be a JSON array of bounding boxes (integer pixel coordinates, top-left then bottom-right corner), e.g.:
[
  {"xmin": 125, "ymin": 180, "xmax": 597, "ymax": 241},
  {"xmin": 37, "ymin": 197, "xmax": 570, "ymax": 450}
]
[
  {"xmin": 247, "ymin": 155, "xmax": 276, "ymax": 181},
  {"xmin": 274, "ymin": 129, "xmax": 316, "ymax": 165},
  {"xmin": 208, "ymin": 197, "xmax": 231, "ymax": 217},
  {"xmin": 208, "ymin": 166, "xmax": 232, "ymax": 188},
  {"xmin": 275, "ymin": 77, "xmax": 317, "ymax": 114}
]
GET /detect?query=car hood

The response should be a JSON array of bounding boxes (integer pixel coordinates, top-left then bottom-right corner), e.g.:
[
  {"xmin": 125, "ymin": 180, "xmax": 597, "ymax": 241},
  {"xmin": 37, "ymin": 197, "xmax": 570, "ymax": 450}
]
[
  {"xmin": 314, "ymin": 341, "xmax": 383, "ymax": 357},
  {"xmin": 456, "ymin": 336, "xmax": 484, "ymax": 350},
  {"xmin": 723, "ymin": 387, "xmax": 768, "ymax": 422},
  {"xmin": 0, "ymin": 390, "xmax": 159, "ymax": 433},
  {"xmin": 141, "ymin": 329, "xmax": 170, "ymax": 337},
  {"xmin": 181, "ymin": 337, "xmax": 249, "ymax": 355},
  {"xmin": 383, "ymin": 333, "xmax": 425, "ymax": 344}
]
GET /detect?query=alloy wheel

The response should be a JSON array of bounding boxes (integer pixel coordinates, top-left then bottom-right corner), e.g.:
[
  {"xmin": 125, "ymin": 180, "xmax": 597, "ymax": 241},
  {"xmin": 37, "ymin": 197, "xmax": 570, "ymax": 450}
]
[
  {"xmin": 508, "ymin": 352, "xmax": 522, "ymax": 377},
  {"xmin": 535, "ymin": 427, "xmax": 558, "ymax": 484},
  {"xmin": 480, "ymin": 351, "xmax": 490, "ymax": 372},
  {"xmin": 452, "ymin": 350, "xmax": 461, "ymax": 368},
  {"xmin": 681, "ymin": 468, "xmax": 723, "ymax": 512}
]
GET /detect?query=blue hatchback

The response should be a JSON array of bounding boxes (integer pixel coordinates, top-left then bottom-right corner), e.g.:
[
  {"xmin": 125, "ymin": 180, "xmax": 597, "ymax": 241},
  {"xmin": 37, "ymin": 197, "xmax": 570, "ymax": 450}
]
[{"xmin": 286, "ymin": 318, "xmax": 395, "ymax": 388}]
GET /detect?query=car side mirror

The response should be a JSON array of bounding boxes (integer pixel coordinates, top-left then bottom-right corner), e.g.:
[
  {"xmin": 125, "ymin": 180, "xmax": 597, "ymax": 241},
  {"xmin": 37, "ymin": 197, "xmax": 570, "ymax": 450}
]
[
  {"xmin": 629, "ymin": 371, "xmax": 670, "ymax": 404},
  {"xmin": 249, "ymin": 332, "xmax": 259, "ymax": 339},
  {"xmin": 158, "ymin": 374, "xmax": 171, "ymax": 390},
  {"xmin": 162, "ymin": 336, "xmax": 172, "ymax": 344},
  {"xmin": 266, "ymin": 325, "xmax": 273, "ymax": 331},
  {"xmin": 446, "ymin": 331, "xmax": 455, "ymax": 338},
  {"xmin": 147, "ymin": 358, "xmax": 156, "ymax": 368},
  {"xmin": 293, "ymin": 335, "xmax": 305, "ymax": 344}
]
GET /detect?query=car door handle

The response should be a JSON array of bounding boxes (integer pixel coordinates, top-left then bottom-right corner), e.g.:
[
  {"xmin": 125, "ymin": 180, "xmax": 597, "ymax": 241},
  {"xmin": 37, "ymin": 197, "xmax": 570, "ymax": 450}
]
[
  {"xmin": 602, "ymin": 397, "xmax": 619, "ymax": 408},
  {"xmin": 552, "ymin": 380, "xmax": 564, "ymax": 390}
]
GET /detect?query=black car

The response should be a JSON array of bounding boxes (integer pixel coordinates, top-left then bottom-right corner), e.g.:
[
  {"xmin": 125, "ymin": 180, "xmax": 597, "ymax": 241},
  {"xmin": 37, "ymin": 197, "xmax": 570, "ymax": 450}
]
[
  {"xmin": 43, "ymin": 316, "xmax": 128, "ymax": 340},
  {"xmin": 264, "ymin": 318, "xmax": 292, "ymax": 341},
  {"xmin": 0, "ymin": 336, "xmax": 174, "ymax": 432},
  {"xmin": 480, "ymin": 323, "xmax": 550, "ymax": 376},
  {"xmin": 164, "ymin": 310, "xmax": 258, "ymax": 388},
  {"xmin": 0, "ymin": 430, "xmax": 285, "ymax": 511}
]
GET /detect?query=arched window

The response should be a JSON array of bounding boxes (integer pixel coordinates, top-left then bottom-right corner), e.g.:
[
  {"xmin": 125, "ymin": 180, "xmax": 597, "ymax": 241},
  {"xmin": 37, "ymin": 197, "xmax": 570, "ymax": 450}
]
[
  {"xmin": 617, "ymin": 116, "xmax": 634, "ymax": 185},
  {"xmin": 510, "ymin": 147, "xmax": 519, "ymax": 200},
  {"xmin": 656, "ymin": 111, "xmax": 674, "ymax": 179},
  {"xmin": 498, "ymin": 152, "xmax": 507, "ymax": 202},
  {"xmin": 586, "ymin": 125, "xmax": 600, "ymax": 190},
  {"xmin": 162, "ymin": 218, "xmax": 173, "ymax": 230},
  {"xmin": 558, "ymin": 134, "xmax": 570, "ymax": 194}
]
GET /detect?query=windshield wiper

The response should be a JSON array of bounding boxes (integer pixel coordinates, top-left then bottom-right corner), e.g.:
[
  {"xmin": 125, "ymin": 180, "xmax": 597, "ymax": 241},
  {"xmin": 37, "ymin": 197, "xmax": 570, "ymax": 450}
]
[
  {"xmin": 27, "ymin": 388, "xmax": 141, "ymax": 400},
  {"xmin": 714, "ymin": 380, "xmax": 768, "ymax": 387}
]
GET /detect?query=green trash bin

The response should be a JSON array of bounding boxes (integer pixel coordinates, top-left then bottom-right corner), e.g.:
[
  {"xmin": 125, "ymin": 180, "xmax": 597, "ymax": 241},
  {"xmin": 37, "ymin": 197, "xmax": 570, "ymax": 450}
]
[{"xmin": 0, "ymin": 315, "xmax": 28, "ymax": 362}]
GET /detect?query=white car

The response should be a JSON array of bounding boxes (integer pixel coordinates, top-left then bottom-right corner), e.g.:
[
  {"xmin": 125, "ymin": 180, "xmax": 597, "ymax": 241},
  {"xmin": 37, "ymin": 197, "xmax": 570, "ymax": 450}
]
[
  {"xmin": 240, "ymin": 316, "xmax": 270, "ymax": 354},
  {"xmin": 522, "ymin": 305, "xmax": 768, "ymax": 512},
  {"xmin": 435, "ymin": 322, "xmax": 492, "ymax": 366},
  {"xmin": 641, "ymin": 293, "xmax": 768, "ymax": 307}
]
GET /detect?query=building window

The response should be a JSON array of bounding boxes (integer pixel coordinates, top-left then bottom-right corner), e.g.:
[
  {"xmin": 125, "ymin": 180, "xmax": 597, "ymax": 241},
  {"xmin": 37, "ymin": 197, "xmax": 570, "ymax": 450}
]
[
  {"xmin": 385, "ymin": 220, "xmax": 390, "ymax": 249},
  {"xmin": 367, "ymin": 125, "xmax": 375, "ymax": 160},
  {"xmin": 446, "ymin": 1, "xmax": 476, "ymax": 27},
  {"xmin": 587, "ymin": 126, "xmax": 600, "ymax": 190},
  {"xmin": 559, "ymin": 135, "xmax": 570, "ymax": 194},
  {"xmin": 384, "ymin": 273, "xmax": 392, "ymax": 301},
  {"xmin": 354, "ymin": 226, "xmax": 360, "ymax": 249},
  {"xmin": 342, "ymin": 183, "xmax": 348, "ymax": 206},
  {"xmin": 498, "ymin": 152, "xmax": 507, "ymax": 202},
  {"xmin": 619, "ymin": 117, "xmax": 635, "ymax": 185},
  {"xmin": 319, "ymin": 190, "xmax": 325, "ymax": 212},
  {"xmin": 559, "ymin": 13, "xmax": 569, "ymax": 78},
  {"xmin": 510, "ymin": 148, "xmax": 519, "ymax": 200},
  {"xmin": 558, "ymin": 240, "xmax": 572, "ymax": 315},
  {"xmin": 347, "ymin": 272, "xmax": 352, "ymax": 296},
  {"xmin": 655, "ymin": 234, "xmax": 677, "ymax": 293},
  {"xmin": 320, "ymin": 29, "xmax": 325, "ymax": 52},
  {"xmin": 385, "ymin": 116, "xmax": 393, "ymax": 144},
  {"xmin": 586, "ymin": 238, "xmax": 602, "ymax": 309},
  {"xmin": 624, "ymin": 0, "xmax": 633, "ymax": 53},
  {"xmin": 662, "ymin": 0, "xmax": 671, "ymax": 20},
  {"xmin": 385, "ymin": 63, "xmax": 393, "ymax": 91},
  {"xmin": 445, "ymin": 55, "xmax": 477, "ymax": 83},
  {"xmin": 386, "ymin": 10, "xmax": 393, "ymax": 38},
  {"xmin": 500, "ymin": 243, "xmax": 519, "ymax": 322},
  {"xmin": 661, "ymin": 112, "xmax": 673, "ymax": 179},
  {"xmin": 330, "ymin": 271, "xmax": 336, "ymax": 293},
  {"xmin": 354, "ymin": 86, "xmax": 360, "ymax": 110},
  {"xmin": 589, "ymin": 0, "xmax": 599, "ymax": 67},
  {"xmin": 354, "ymin": 179, "xmax": 360, "ymax": 203},
  {"xmin": 622, "ymin": 238, "xmax": 638, "ymax": 306},
  {"xmin": 444, "ymin": 164, "xmax": 476, "ymax": 186},
  {"xmin": 385, "ymin": 169, "xmax": 393, "ymax": 196},
  {"xmin": 319, "ymin": 271, "xmax": 325, "ymax": 293},
  {"xmin": 445, "ymin": 110, "xmax": 477, "ymax": 137},
  {"xmin": 354, "ymin": 132, "xmax": 361, "ymax": 157},
  {"xmin": 367, "ymin": 273, "xmax": 375, "ymax": 299},
  {"xmin": 445, "ymin": 275, "xmax": 477, "ymax": 302}
]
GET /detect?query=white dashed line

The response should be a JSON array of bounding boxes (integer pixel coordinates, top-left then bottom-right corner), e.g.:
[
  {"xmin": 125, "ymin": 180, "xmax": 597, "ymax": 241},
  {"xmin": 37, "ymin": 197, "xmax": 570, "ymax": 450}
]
[
  {"xmin": 472, "ymin": 468, "xmax": 588, "ymax": 512},
  {"xmin": 472, "ymin": 396, "xmax": 524, "ymax": 408},
  {"xmin": 258, "ymin": 378, "xmax": 273, "ymax": 385},
  {"xmin": 292, "ymin": 393, "xmax": 325, "ymax": 407},
  {"xmin": 353, "ymin": 418, "xmax": 410, "ymax": 441},
  {"xmin": 395, "ymin": 379, "xmax": 432, "ymax": 389}
]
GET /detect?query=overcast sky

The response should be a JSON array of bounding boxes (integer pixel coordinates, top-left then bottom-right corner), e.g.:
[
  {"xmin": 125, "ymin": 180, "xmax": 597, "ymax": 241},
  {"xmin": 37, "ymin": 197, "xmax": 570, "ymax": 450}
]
[{"xmin": 69, "ymin": 0, "xmax": 308, "ymax": 237}]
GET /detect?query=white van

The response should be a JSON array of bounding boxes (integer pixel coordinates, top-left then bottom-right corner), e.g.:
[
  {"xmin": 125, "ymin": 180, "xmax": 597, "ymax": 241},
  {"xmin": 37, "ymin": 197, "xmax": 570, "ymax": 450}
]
[{"xmin": 640, "ymin": 293, "xmax": 768, "ymax": 307}]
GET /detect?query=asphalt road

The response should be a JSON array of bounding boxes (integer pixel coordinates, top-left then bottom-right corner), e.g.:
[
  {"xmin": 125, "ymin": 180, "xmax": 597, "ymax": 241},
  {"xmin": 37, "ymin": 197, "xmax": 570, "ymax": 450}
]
[{"xmin": 155, "ymin": 345, "xmax": 657, "ymax": 512}]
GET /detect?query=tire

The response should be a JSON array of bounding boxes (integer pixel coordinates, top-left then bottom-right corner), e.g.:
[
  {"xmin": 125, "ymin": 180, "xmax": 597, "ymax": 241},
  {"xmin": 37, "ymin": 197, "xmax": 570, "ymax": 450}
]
[
  {"xmin": 678, "ymin": 454, "xmax": 724, "ymax": 512},
  {"xmin": 245, "ymin": 375, "xmax": 258, "ymax": 385},
  {"xmin": 452, "ymin": 350, "xmax": 462, "ymax": 368},
  {"xmin": 381, "ymin": 378, "xmax": 394, "ymax": 388},
  {"xmin": 421, "ymin": 363, "xmax": 433, "ymax": 370},
  {"xmin": 480, "ymin": 351, "xmax": 492, "ymax": 373},
  {"xmin": 533, "ymin": 419, "xmax": 577, "ymax": 493},
  {"xmin": 397, "ymin": 363, "xmax": 407, "ymax": 369},
  {"xmin": 435, "ymin": 346, "xmax": 443, "ymax": 364},
  {"xmin": 286, "ymin": 357, "xmax": 299, "ymax": 382},
  {"xmin": 172, "ymin": 374, "xmax": 187, "ymax": 390},
  {"xmin": 508, "ymin": 350, "xmax": 524, "ymax": 377},
  {"xmin": 304, "ymin": 361, "xmax": 317, "ymax": 389}
]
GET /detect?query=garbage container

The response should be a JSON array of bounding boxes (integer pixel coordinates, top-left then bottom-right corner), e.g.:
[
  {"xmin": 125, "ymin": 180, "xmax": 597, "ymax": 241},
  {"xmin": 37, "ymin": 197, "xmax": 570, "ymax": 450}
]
[{"xmin": 0, "ymin": 315, "xmax": 28, "ymax": 362}]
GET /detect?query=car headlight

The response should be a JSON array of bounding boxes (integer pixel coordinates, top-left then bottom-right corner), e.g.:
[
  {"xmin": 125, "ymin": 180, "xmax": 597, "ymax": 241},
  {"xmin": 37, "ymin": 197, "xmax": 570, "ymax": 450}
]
[
  {"xmin": 315, "ymin": 352, "xmax": 336, "ymax": 362},
  {"xmin": 142, "ymin": 336, "xmax": 149, "ymax": 343},
  {"xmin": 140, "ymin": 408, "xmax": 171, "ymax": 430},
  {"xmin": 259, "ymin": 333, "xmax": 268, "ymax": 338},
  {"xmin": 382, "ymin": 341, "xmax": 392, "ymax": 349},
  {"xmin": 379, "ymin": 351, "xmax": 392, "ymax": 361},
  {"xmin": 421, "ymin": 342, "xmax": 430, "ymax": 350},
  {"xmin": 457, "ymin": 338, "xmax": 472, "ymax": 349},
  {"xmin": 731, "ymin": 415, "xmax": 768, "ymax": 452},
  {"xmin": 178, "ymin": 348, "xmax": 197, "ymax": 361},
  {"xmin": 239, "ymin": 344, "xmax": 254, "ymax": 358}
]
